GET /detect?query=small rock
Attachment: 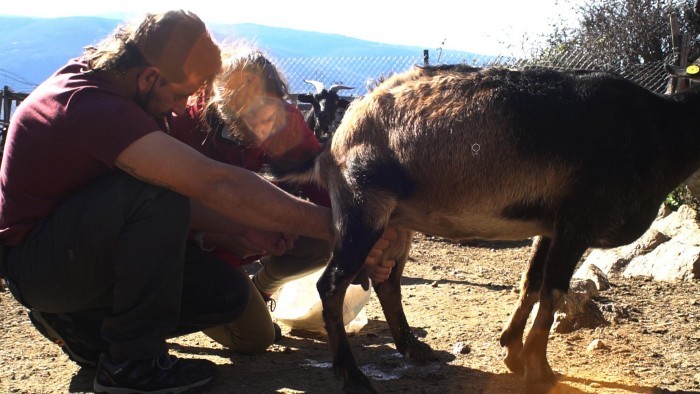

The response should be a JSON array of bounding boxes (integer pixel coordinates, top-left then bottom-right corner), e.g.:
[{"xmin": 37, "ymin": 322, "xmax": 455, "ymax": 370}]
[
  {"xmin": 589, "ymin": 382, "xmax": 602, "ymax": 388},
  {"xmin": 579, "ymin": 264, "xmax": 611, "ymax": 291},
  {"xmin": 586, "ymin": 338, "xmax": 609, "ymax": 351},
  {"xmin": 431, "ymin": 280, "xmax": 439, "ymax": 288},
  {"xmin": 452, "ymin": 342, "xmax": 471, "ymax": 355}
]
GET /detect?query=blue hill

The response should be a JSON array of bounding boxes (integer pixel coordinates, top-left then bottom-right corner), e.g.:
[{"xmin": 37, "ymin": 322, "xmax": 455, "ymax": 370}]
[
  {"xmin": 0, "ymin": 15, "xmax": 481, "ymax": 94},
  {"xmin": 209, "ymin": 23, "xmax": 427, "ymax": 58}
]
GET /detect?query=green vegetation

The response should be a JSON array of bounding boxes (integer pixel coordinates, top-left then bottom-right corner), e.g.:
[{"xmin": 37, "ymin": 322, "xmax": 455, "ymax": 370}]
[
  {"xmin": 538, "ymin": 0, "xmax": 700, "ymax": 66},
  {"xmin": 665, "ymin": 185, "xmax": 700, "ymax": 211}
]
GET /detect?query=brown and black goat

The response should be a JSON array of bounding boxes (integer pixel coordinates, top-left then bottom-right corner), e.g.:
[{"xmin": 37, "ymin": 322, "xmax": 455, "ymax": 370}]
[
  {"xmin": 273, "ymin": 64, "xmax": 700, "ymax": 393},
  {"xmin": 297, "ymin": 80, "xmax": 354, "ymax": 142}
]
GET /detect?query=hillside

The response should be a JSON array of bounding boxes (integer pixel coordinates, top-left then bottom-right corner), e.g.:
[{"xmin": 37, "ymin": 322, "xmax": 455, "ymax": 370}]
[{"xmin": 0, "ymin": 15, "xmax": 479, "ymax": 92}]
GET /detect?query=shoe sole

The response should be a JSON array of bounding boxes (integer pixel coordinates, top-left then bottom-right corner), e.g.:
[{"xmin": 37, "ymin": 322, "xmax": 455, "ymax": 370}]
[
  {"xmin": 93, "ymin": 376, "xmax": 213, "ymax": 394},
  {"xmin": 29, "ymin": 310, "xmax": 98, "ymax": 368}
]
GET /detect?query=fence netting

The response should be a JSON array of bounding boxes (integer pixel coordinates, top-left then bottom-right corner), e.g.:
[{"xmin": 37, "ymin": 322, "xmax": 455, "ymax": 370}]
[
  {"xmin": 0, "ymin": 46, "xmax": 678, "ymax": 131},
  {"xmin": 273, "ymin": 49, "xmax": 673, "ymax": 97}
]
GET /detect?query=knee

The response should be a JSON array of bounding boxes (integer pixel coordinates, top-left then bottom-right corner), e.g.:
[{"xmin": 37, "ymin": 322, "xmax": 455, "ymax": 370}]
[
  {"xmin": 201, "ymin": 280, "xmax": 252, "ymax": 324},
  {"xmin": 301, "ymin": 237, "xmax": 333, "ymax": 264},
  {"xmin": 234, "ymin": 332, "xmax": 275, "ymax": 354},
  {"xmin": 202, "ymin": 324, "xmax": 274, "ymax": 354},
  {"xmin": 201, "ymin": 289, "xmax": 276, "ymax": 354},
  {"xmin": 117, "ymin": 173, "xmax": 189, "ymax": 224},
  {"xmin": 142, "ymin": 184, "xmax": 190, "ymax": 228}
]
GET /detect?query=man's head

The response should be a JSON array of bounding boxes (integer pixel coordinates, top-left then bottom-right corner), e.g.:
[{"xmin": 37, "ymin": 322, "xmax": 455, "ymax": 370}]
[
  {"xmin": 131, "ymin": 10, "xmax": 221, "ymax": 85},
  {"xmin": 85, "ymin": 10, "xmax": 222, "ymax": 116}
]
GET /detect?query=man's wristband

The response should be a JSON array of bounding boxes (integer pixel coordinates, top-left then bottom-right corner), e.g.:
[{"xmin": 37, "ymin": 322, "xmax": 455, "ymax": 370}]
[{"xmin": 193, "ymin": 231, "xmax": 215, "ymax": 252}]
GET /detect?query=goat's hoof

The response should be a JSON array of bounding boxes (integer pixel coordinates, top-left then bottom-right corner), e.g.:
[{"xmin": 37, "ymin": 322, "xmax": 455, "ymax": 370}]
[
  {"xmin": 524, "ymin": 379, "xmax": 569, "ymax": 394},
  {"xmin": 342, "ymin": 370, "xmax": 377, "ymax": 394},
  {"xmin": 503, "ymin": 352, "xmax": 524, "ymax": 375},
  {"xmin": 502, "ymin": 341, "xmax": 525, "ymax": 374},
  {"xmin": 405, "ymin": 340, "xmax": 437, "ymax": 361},
  {"xmin": 523, "ymin": 361, "xmax": 558, "ymax": 391}
]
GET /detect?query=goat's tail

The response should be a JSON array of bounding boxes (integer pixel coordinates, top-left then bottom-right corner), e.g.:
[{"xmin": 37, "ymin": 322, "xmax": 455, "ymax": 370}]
[{"xmin": 263, "ymin": 148, "xmax": 327, "ymax": 189}]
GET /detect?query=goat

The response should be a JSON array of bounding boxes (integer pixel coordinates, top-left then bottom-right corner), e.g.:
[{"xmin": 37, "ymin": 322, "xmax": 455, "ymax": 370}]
[
  {"xmin": 272, "ymin": 63, "xmax": 700, "ymax": 393},
  {"xmin": 297, "ymin": 80, "xmax": 353, "ymax": 142}
]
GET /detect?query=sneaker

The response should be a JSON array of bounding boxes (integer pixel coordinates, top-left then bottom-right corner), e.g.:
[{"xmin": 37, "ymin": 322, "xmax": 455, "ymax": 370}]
[
  {"xmin": 28, "ymin": 309, "xmax": 105, "ymax": 368},
  {"xmin": 94, "ymin": 352, "xmax": 217, "ymax": 394}
]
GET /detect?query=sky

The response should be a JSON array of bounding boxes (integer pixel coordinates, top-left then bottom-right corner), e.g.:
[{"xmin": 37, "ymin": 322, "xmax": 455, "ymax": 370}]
[{"xmin": 0, "ymin": 0, "xmax": 583, "ymax": 55}]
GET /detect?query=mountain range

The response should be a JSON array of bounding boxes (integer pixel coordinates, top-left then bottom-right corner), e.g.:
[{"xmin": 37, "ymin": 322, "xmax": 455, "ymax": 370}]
[{"xmin": 0, "ymin": 15, "xmax": 482, "ymax": 94}]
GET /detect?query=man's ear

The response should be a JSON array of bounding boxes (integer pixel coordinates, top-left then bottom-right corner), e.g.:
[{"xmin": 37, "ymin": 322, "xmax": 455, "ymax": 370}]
[{"xmin": 136, "ymin": 66, "xmax": 160, "ymax": 90}]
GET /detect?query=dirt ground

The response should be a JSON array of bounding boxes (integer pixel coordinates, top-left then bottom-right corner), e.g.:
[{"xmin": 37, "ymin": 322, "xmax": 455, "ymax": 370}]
[{"xmin": 2, "ymin": 233, "xmax": 700, "ymax": 394}]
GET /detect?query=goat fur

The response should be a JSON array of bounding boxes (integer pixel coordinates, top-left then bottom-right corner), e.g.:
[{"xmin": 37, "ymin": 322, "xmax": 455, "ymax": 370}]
[{"xmin": 274, "ymin": 64, "xmax": 700, "ymax": 393}]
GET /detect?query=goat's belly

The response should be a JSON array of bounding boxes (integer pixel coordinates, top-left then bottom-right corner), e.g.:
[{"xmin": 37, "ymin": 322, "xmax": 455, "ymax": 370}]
[{"xmin": 392, "ymin": 211, "xmax": 551, "ymax": 241}]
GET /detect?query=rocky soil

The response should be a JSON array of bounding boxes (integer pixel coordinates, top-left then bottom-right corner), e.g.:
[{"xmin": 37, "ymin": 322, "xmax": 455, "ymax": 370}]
[{"xmin": 2, "ymin": 233, "xmax": 700, "ymax": 394}]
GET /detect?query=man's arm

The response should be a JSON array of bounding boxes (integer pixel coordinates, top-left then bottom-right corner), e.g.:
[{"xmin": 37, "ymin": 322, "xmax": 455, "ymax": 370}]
[
  {"xmin": 189, "ymin": 199, "xmax": 295, "ymax": 256},
  {"xmin": 115, "ymin": 131, "xmax": 333, "ymax": 241}
]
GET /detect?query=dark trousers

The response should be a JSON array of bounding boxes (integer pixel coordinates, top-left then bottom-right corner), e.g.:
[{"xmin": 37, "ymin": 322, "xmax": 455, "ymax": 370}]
[{"xmin": 5, "ymin": 172, "xmax": 250, "ymax": 361}]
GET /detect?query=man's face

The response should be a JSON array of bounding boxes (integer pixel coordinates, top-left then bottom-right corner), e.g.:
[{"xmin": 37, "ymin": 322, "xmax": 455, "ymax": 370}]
[{"xmin": 137, "ymin": 68, "xmax": 208, "ymax": 117}]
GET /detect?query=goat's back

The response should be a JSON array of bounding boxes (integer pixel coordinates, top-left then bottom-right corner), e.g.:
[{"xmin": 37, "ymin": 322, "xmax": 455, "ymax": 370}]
[{"xmin": 323, "ymin": 65, "xmax": 697, "ymax": 243}]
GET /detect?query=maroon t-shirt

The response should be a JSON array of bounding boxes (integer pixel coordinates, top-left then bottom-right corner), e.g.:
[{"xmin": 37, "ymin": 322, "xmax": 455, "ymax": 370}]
[{"xmin": 0, "ymin": 59, "xmax": 159, "ymax": 245}]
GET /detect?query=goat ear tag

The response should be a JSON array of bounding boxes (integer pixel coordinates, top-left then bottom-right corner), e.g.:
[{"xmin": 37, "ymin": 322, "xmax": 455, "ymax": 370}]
[{"xmin": 686, "ymin": 65, "xmax": 700, "ymax": 75}]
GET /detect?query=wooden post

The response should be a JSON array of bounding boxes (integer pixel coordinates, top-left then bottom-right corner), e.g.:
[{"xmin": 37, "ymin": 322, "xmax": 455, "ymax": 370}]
[
  {"xmin": 423, "ymin": 50, "xmax": 429, "ymax": 67},
  {"xmin": 679, "ymin": 32, "xmax": 691, "ymax": 92},
  {"xmin": 1, "ymin": 86, "xmax": 9, "ymax": 156},
  {"xmin": 667, "ymin": 13, "xmax": 680, "ymax": 94},
  {"xmin": 1, "ymin": 86, "xmax": 29, "ymax": 158},
  {"xmin": 667, "ymin": 12, "xmax": 687, "ymax": 94}
]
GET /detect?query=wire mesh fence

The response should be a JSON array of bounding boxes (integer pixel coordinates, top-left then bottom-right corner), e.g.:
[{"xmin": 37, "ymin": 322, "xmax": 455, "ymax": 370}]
[
  {"xmin": 0, "ymin": 45, "xmax": 680, "ymax": 140},
  {"xmin": 272, "ymin": 48, "xmax": 673, "ymax": 98}
]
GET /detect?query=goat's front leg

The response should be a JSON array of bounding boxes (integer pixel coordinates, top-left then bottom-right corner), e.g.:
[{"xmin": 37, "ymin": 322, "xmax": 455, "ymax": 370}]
[
  {"xmin": 374, "ymin": 229, "xmax": 436, "ymax": 361},
  {"xmin": 500, "ymin": 236, "xmax": 551, "ymax": 374},
  {"xmin": 520, "ymin": 235, "xmax": 588, "ymax": 392}
]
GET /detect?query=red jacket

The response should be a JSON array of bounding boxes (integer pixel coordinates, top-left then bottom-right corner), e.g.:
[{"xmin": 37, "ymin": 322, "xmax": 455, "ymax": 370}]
[{"xmin": 170, "ymin": 96, "xmax": 331, "ymax": 266}]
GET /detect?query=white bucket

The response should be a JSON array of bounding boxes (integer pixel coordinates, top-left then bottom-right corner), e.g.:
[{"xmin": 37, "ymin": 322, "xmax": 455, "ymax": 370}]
[{"xmin": 272, "ymin": 267, "xmax": 371, "ymax": 334}]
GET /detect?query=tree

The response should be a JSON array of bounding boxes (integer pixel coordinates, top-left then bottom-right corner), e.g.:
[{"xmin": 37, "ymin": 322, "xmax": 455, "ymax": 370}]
[{"xmin": 538, "ymin": 0, "xmax": 700, "ymax": 67}]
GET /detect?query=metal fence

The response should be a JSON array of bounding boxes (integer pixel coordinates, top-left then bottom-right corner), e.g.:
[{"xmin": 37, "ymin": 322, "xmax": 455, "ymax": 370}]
[
  {"xmin": 0, "ymin": 47, "xmax": 678, "ymax": 151},
  {"xmin": 272, "ymin": 49, "xmax": 673, "ymax": 98}
]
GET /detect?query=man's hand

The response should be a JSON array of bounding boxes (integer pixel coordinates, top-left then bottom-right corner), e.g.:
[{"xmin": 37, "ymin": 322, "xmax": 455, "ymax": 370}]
[
  {"xmin": 369, "ymin": 259, "xmax": 396, "ymax": 283},
  {"xmin": 364, "ymin": 226, "xmax": 399, "ymax": 283},
  {"xmin": 242, "ymin": 227, "xmax": 297, "ymax": 256}
]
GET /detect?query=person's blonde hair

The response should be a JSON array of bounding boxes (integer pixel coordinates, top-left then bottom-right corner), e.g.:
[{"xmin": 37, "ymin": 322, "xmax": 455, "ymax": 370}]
[{"xmin": 209, "ymin": 49, "xmax": 289, "ymax": 126}]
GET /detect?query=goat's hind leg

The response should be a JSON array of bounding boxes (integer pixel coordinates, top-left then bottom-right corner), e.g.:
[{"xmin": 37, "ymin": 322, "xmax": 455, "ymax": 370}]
[
  {"xmin": 320, "ymin": 215, "xmax": 387, "ymax": 393},
  {"xmin": 374, "ymin": 229, "xmax": 437, "ymax": 361},
  {"xmin": 322, "ymin": 146, "xmax": 412, "ymax": 392},
  {"xmin": 520, "ymin": 234, "xmax": 588, "ymax": 390},
  {"xmin": 320, "ymin": 264, "xmax": 376, "ymax": 393},
  {"xmin": 500, "ymin": 236, "xmax": 551, "ymax": 374}
]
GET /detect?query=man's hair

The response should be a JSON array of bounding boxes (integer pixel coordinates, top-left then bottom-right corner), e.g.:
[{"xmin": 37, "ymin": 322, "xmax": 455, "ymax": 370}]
[{"xmin": 83, "ymin": 10, "xmax": 221, "ymax": 83}]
